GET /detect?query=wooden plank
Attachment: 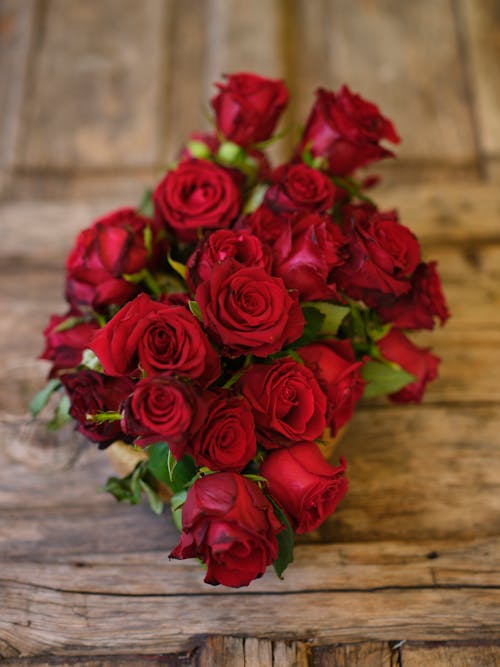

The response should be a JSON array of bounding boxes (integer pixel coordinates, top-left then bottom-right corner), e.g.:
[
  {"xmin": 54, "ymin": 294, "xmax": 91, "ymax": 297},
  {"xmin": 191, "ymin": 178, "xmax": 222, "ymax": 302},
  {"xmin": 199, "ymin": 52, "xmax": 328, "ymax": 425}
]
[
  {"xmin": 0, "ymin": 656, "xmax": 187, "ymax": 666},
  {"xmin": 16, "ymin": 0, "xmax": 167, "ymax": 169},
  {"xmin": 460, "ymin": 0, "xmax": 500, "ymax": 157},
  {"xmin": 312, "ymin": 641, "xmax": 394, "ymax": 666},
  {"xmin": 289, "ymin": 0, "xmax": 476, "ymax": 164},
  {"xmin": 403, "ymin": 641, "xmax": 500, "ymax": 666}
]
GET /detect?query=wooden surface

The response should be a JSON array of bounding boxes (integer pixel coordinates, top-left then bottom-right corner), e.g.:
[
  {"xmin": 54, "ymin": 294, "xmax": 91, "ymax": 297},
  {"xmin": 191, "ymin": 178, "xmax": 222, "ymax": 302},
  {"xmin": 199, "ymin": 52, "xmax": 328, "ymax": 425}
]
[{"xmin": 1, "ymin": 0, "xmax": 500, "ymax": 664}]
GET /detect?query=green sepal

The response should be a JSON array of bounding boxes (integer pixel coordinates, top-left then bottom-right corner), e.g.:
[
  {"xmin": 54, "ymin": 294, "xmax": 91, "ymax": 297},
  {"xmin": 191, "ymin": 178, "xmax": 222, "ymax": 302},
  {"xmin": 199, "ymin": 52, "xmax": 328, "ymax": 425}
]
[
  {"xmin": 269, "ymin": 497, "xmax": 295, "ymax": 579},
  {"xmin": 53, "ymin": 316, "xmax": 86, "ymax": 333},
  {"xmin": 29, "ymin": 379, "xmax": 61, "ymax": 417},
  {"xmin": 167, "ymin": 250, "xmax": 187, "ymax": 280},
  {"xmin": 103, "ymin": 460, "xmax": 148, "ymax": 505},
  {"xmin": 362, "ymin": 360, "xmax": 416, "ymax": 399},
  {"xmin": 188, "ymin": 300, "xmax": 203, "ymax": 321},
  {"xmin": 46, "ymin": 393, "xmax": 71, "ymax": 431}
]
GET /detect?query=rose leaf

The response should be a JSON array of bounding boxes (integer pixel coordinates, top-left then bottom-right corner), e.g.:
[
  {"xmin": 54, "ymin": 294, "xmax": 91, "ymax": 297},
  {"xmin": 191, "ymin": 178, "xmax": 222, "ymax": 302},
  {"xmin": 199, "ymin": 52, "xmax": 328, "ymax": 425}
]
[{"xmin": 362, "ymin": 360, "xmax": 416, "ymax": 399}]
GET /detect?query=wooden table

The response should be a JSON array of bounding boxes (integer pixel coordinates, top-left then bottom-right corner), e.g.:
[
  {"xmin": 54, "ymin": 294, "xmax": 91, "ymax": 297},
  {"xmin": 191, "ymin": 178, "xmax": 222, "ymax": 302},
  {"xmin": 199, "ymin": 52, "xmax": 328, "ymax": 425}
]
[{"xmin": 1, "ymin": 1, "xmax": 499, "ymax": 664}]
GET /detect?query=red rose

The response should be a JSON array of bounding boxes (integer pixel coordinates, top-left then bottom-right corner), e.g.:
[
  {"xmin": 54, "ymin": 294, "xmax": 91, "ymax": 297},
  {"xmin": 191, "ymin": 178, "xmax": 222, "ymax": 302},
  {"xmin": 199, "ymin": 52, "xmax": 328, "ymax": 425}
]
[
  {"xmin": 298, "ymin": 340, "xmax": 365, "ymax": 434},
  {"xmin": 153, "ymin": 159, "xmax": 242, "ymax": 243},
  {"xmin": 90, "ymin": 293, "xmax": 220, "ymax": 386},
  {"xmin": 65, "ymin": 207, "xmax": 163, "ymax": 311},
  {"xmin": 61, "ymin": 370, "xmax": 134, "ymax": 447},
  {"xmin": 188, "ymin": 392, "xmax": 256, "ymax": 472},
  {"xmin": 261, "ymin": 442, "xmax": 348, "ymax": 533},
  {"xmin": 332, "ymin": 205, "xmax": 421, "ymax": 302},
  {"xmin": 377, "ymin": 329, "xmax": 440, "ymax": 403},
  {"xmin": 121, "ymin": 376, "xmax": 206, "ymax": 455},
  {"xmin": 298, "ymin": 86, "xmax": 400, "ymax": 175},
  {"xmin": 243, "ymin": 205, "xmax": 291, "ymax": 246},
  {"xmin": 264, "ymin": 163, "xmax": 335, "ymax": 214},
  {"xmin": 270, "ymin": 212, "xmax": 348, "ymax": 301},
  {"xmin": 211, "ymin": 72, "xmax": 289, "ymax": 147},
  {"xmin": 170, "ymin": 472, "xmax": 282, "ymax": 587},
  {"xmin": 196, "ymin": 260, "xmax": 304, "ymax": 357},
  {"xmin": 378, "ymin": 261, "xmax": 450, "ymax": 330},
  {"xmin": 186, "ymin": 229, "xmax": 272, "ymax": 291},
  {"xmin": 40, "ymin": 312, "xmax": 99, "ymax": 378},
  {"xmin": 238, "ymin": 358, "xmax": 327, "ymax": 448}
]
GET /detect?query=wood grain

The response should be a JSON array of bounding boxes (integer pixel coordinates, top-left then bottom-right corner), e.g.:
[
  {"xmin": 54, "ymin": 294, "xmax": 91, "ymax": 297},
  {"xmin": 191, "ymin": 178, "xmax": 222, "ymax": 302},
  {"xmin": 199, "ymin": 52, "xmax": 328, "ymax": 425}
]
[{"xmin": 403, "ymin": 641, "xmax": 500, "ymax": 667}]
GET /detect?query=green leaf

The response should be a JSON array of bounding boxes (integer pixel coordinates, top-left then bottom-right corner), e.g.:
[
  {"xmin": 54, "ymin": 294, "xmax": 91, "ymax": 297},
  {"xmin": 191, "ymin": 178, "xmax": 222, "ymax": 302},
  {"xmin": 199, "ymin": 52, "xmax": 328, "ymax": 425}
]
[
  {"xmin": 243, "ymin": 184, "xmax": 268, "ymax": 214},
  {"xmin": 81, "ymin": 348, "xmax": 104, "ymax": 371},
  {"xmin": 269, "ymin": 498, "xmax": 294, "ymax": 579},
  {"xmin": 139, "ymin": 480, "xmax": 164, "ymax": 515},
  {"xmin": 29, "ymin": 379, "xmax": 61, "ymax": 417},
  {"xmin": 188, "ymin": 300, "xmax": 203, "ymax": 321},
  {"xmin": 147, "ymin": 442, "xmax": 172, "ymax": 485},
  {"xmin": 171, "ymin": 455, "xmax": 197, "ymax": 493},
  {"xmin": 291, "ymin": 305, "xmax": 325, "ymax": 347},
  {"xmin": 143, "ymin": 225, "xmax": 153, "ymax": 259},
  {"xmin": 362, "ymin": 360, "xmax": 416, "ymax": 399},
  {"xmin": 53, "ymin": 316, "xmax": 86, "ymax": 333},
  {"xmin": 167, "ymin": 250, "xmax": 187, "ymax": 280},
  {"xmin": 138, "ymin": 188, "xmax": 154, "ymax": 217},
  {"xmin": 46, "ymin": 393, "xmax": 71, "ymax": 431},
  {"xmin": 103, "ymin": 461, "xmax": 148, "ymax": 505},
  {"xmin": 170, "ymin": 489, "xmax": 188, "ymax": 532},
  {"xmin": 303, "ymin": 302, "xmax": 349, "ymax": 336}
]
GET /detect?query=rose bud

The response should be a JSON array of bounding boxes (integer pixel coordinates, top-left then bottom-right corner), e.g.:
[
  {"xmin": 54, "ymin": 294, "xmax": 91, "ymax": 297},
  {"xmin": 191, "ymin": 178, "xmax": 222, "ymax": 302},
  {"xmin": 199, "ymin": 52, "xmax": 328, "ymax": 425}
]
[
  {"xmin": 297, "ymin": 85, "xmax": 400, "ymax": 176},
  {"xmin": 61, "ymin": 370, "xmax": 135, "ymax": 448},
  {"xmin": 196, "ymin": 260, "xmax": 304, "ymax": 358},
  {"xmin": 261, "ymin": 442, "xmax": 348, "ymax": 534},
  {"xmin": 377, "ymin": 329, "xmax": 440, "ymax": 403},
  {"xmin": 65, "ymin": 207, "xmax": 164, "ymax": 311},
  {"xmin": 121, "ymin": 376, "xmax": 206, "ymax": 456},
  {"xmin": 186, "ymin": 229, "xmax": 272, "ymax": 291},
  {"xmin": 211, "ymin": 72, "xmax": 289, "ymax": 147},
  {"xmin": 270, "ymin": 212, "xmax": 348, "ymax": 301},
  {"xmin": 90, "ymin": 293, "xmax": 220, "ymax": 386},
  {"xmin": 298, "ymin": 340, "xmax": 365, "ymax": 435},
  {"xmin": 188, "ymin": 392, "xmax": 256, "ymax": 472},
  {"xmin": 153, "ymin": 159, "xmax": 242, "ymax": 243},
  {"xmin": 377, "ymin": 261, "xmax": 450, "ymax": 330},
  {"xmin": 40, "ymin": 312, "xmax": 99, "ymax": 378},
  {"xmin": 238, "ymin": 358, "xmax": 327, "ymax": 448},
  {"xmin": 332, "ymin": 205, "xmax": 421, "ymax": 303},
  {"xmin": 170, "ymin": 472, "xmax": 283, "ymax": 587},
  {"xmin": 264, "ymin": 163, "xmax": 335, "ymax": 214}
]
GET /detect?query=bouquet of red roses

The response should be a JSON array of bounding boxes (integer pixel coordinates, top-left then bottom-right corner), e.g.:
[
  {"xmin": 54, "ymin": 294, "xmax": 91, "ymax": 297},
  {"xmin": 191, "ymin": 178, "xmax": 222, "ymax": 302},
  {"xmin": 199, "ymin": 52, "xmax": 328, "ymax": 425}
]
[{"xmin": 32, "ymin": 73, "xmax": 449, "ymax": 588}]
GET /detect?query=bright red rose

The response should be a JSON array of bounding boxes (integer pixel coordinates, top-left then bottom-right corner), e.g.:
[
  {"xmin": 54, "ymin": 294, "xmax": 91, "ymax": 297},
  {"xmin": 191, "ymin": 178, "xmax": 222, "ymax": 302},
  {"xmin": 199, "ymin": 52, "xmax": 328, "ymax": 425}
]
[
  {"xmin": 264, "ymin": 163, "xmax": 335, "ymax": 214},
  {"xmin": 261, "ymin": 442, "xmax": 348, "ymax": 533},
  {"xmin": 243, "ymin": 205, "xmax": 291, "ymax": 246},
  {"xmin": 90, "ymin": 293, "xmax": 220, "ymax": 386},
  {"xmin": 170, "ymin": 472, "xmax": 282, "ymax": 587},
  {"xmin": 298, "ymin": 86, "xmax": 400, "ymax": 175},
  {"xmin": 298, "ymin": 340, "xmax": 365, "ymax": 435},
  {"xmin": 378, "ymin": 261, "xmax": 450, "ymax": 330},
  {"xmin": 121, "ymin": 376, "xmax": 206, "ymax": 455},
  {"xmin": 186, "ymin": 229, "xmax": 272, "ymax": 291},
  {"xmin": 238, "ymin": 358, "xmax": 327, "ymax": 448},
  {"xmin": 196, "ymin": 260, "xmax": 304, "ymax": 357},
  {"xmin": 65, "ymin": 207, "xmax": 163, "ymax": 311},
  {"xmin": 270, "ymin": 212, "xmax": 348, "ymax": 301},
  {"xmin": 40, "ymin": 312, "xmax": 99, "ymax": 378},
  {"xmin": 332, "ymin": 205, "xmax": 421, "ymax": 302},
  {"xmin": 188, "ymin": 392, "xmax": 256, "ymax": 472},
  {"xmin": 377, "ymin": 329, "xmax": 440, "ymax": 403},
  {"xmin": 211, "ymin": 72, "xmax": 289, "ymax": 147},
  {"xmin": 61, "ymin": 370, "xmax": 134, "ymax": 447},
  {"xmin": 153, "ymin": 159, "xmax": 242, "ymax": 243}
]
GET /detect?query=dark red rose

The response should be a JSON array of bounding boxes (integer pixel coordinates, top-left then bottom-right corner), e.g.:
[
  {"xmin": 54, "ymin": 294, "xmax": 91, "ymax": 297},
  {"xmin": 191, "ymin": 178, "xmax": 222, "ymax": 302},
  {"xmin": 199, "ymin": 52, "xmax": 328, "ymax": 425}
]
[
  {"xmin": 186, "ymin": 229, "xmax": 272, "ymax": 291},
  {"xmin": 378, "ymin": 261, "xmax": 450, "ymax": 330},
  {"xmin": 238, "ymin": 358, "xmax": 327, "ymax": 448},
  {"xmin": 264, "ymin": 163, "xmax": 335, "ymax": 214},
  {"xmin": 196, "ymin": 260, "xmax": 304, "ymax": 357},
  {"xmin": 377, "ymin": 329, "xmax": 440, "ymax": 403},
  {"xmin": 298, "ymin": 340, "xmax": 365, "ymax": 435},
  {"xmin": 211, "ymin": 72, "xmax": 289, "ymax": 147},
  {"xmin": 298, "ymin": 86, "xmax": 400, "ymax": 175},
  {"xmin": 261, "ymin": 442, "xmax": 348, "ymax": 533},
  {"xmin": 243, "ymin": 205, "xmax": 292, "ymax": 246},
  {"xmin": 40, "ymin": 312, "xmax": 99, "ymax": 378},
  {"xmin": 90, "ymin": 293, "xmax": 220, "ymax": 386},
  {"xmin": 61, "ymin": 370, "xmax": 134, "ymax": 447},
  {"xmin": 121, "ymin": 376, "xmax": 206, "ymax": 455},
  {"xmin": 188, "ymin": 392, "xmax": 256, "ymax": 472},
  {"xmin": 170, "ymin": 472, "xmax": 282, "ymax": 587},
  {"xmin": 153, "ymin": 159, "xmax": 242, "ymax": 243},
  {"xmin": 332, "ymin": 205, "xmax": 421, "ymax": 302},
  {"xmin": 270, "ymin": 212, "xmax": 348, "ymax": 301},
  {"xmin": 65, "ymin": 207, "xmax": 163, "ymax": 311}
]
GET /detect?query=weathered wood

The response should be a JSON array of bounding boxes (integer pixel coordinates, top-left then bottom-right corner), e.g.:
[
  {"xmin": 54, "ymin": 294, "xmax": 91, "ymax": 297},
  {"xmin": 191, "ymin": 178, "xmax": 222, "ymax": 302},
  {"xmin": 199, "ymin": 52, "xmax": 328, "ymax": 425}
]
[
  {"xmin": 0, "ymin": 656, "xmax": 188, "ymax": 666},
  {"xmin": 402, "ymin": 641, "xmax": 500, "ymax": 666},
  {"xmin": 289, "ymin": 0, "xmax": 477, "ymax": 164},
  {"xmin": 460, "ymin": 0, "xmax": 500, "ymax": 157},
  {"xmin": 16, "ymin": 0, "xmax": 167, "ymax": 170},
  {"xmin": 312, "ymin": 641, "xmax": 395, "ymax": 666}
]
